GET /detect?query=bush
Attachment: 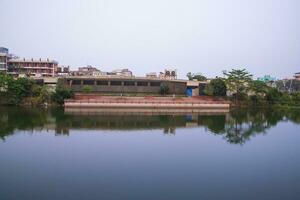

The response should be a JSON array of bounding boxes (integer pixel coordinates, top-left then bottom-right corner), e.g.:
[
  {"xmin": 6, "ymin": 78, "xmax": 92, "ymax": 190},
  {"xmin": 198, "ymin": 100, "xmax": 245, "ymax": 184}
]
[
  {"xmin": 51, "ymin": 85, "xmax": 74, "ymax": 105},
  {"xmin": 249, "ymin": 94, "xmax": 265, "ymax": 106},
  {"xmin": 31, "ymin": 85, "xmax": 50, "ymax": 106},
  {"xmin": 265, "ymin": 88, "xmax": 283, "ymax": 105},
  {"xmin": 82, "ymin": 85, "xmax": 92, "ymax": 93},
  {"xmin": 6, "ymin": 77, "xmax": 34, "ymax": 105},
  {"xmin": 205, "ymin": 78, "xmax": 227, "ymax": 96},
  {"xmin": 280, "ymin": 92, "xmax": 293, "ymax": 105},
  {"xmin": 291, "ymin": 92, "xmax": 300, "ymax": 106},
  {"xmin": 160, "ymin": 83, "xmax": 169, "ymax": 95}
]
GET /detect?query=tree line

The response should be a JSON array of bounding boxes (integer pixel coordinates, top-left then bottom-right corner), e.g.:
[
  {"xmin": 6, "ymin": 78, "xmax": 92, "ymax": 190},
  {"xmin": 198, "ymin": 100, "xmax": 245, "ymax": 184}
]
[
  {"xmin": 1, "ymin": 69, "xmax": 300, "ymax": 107},
  {"xmin": 187, "ymin": 69, "xmax": 300, "ymax": 107},
  {"xmin": 0, "ymin": 72, "xmax": 74, "ymax": 106}
]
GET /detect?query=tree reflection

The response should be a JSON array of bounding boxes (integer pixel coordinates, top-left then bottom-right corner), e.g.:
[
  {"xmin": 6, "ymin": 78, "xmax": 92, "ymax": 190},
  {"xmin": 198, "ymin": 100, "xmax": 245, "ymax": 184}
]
[{"xmin": 0, "ymin": 107, "xmax": 299, "ymax": 144}]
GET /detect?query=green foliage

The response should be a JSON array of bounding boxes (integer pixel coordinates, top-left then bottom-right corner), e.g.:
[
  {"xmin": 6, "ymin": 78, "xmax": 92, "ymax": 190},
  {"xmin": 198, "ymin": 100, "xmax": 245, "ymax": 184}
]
[
  {"xmin": 205, "ymin": 78, "xmax": 227, "ymax": 96},
  {"xmin": 51, "ymin": 84, "xmax": 74, "ymax": 105},
  {"xmin": 223, "ymin": 69, "xmax": 253, "ymax": 101},
  {"xmin": 248, "ymin": 80, "xmax": 269, "ymax": 105},
  {"xmin": 186, "ymin": 72, "xmax": 207, "ymax": 81},
  {"xmin": 82, "ymin": 85, "xmax": 92, "ymax": 93},
  {"xmin": 204, "ymin": 83, "xmax": 214, "ymax": 96},
  {"xmin": 160, "ymin": 83, "xmax": 169, "ymax": 95},
  {"xmin": 290, "ymin": 92, "xmax": 300, "ymax": 106},
  {"xmin": 31, "ymin": 85, "xmax": 50, "ymax": 106},
  {"xmin": 0, "ymin": 73, "xmax": 53, "ymax": 106},
  {"xmin": 249, "ymin": 80, "xmax": 268, "ymax": 96},
  {"xmin": 264, "ymin": 88, "xmax": 283, "ymax": 105},
  {"xmin": 6, "ymin": 77, "xmax": 34, "ymax": 105},
  {"xmin": 0, "ymin": 72, "xmax": 13, "ymax": 92},
  {"xmin": 280, "ymin": 92, "xmax": 293, "ymax": 105}
]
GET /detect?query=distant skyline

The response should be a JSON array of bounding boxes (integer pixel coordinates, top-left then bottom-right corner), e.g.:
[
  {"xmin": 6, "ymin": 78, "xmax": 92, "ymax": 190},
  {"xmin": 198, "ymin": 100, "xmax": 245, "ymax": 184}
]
[{"xmin": 1, "ymin": 0, "xmax": 300, "ymax": 79}]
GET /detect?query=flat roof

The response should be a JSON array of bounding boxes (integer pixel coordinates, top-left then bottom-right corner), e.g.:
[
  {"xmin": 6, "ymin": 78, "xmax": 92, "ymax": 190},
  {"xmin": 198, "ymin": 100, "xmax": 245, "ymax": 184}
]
[{"xmin": 8, "ymin": 59, "xmax": 58, "ymax": 64}]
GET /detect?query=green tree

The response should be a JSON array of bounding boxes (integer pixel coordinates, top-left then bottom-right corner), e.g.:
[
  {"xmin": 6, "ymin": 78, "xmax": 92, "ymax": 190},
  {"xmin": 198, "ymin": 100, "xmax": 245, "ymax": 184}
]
[
  {"xmin": 291, "ymin": 92, "xmax": 300, "ymax": 106},
  {"xmin": 186, "ymin": 72, "xmax": 207, "ymax": 81},
  {"xmin": 0, "ymin": 73, "xmax": 13, "ymax": 100},
  {"xmin": 249, "ymin": 80, "xmax": 269, "ymax": 105},
  {"xmin": 250, "ymin": 80, "xmax": 268, "ymax": 95},
  {"xmin": 223, "ymin": 69, "xmax": 253, "ymax": 102},
  {"xmin": 264, "ymin": 87, "xmax": 282, "ymax": 105},
  {"xmin": 31, "ymin": 85, "xmax": 50, "ymax": 105},
  {"xmin": 160, "ymin": 83, "xmax": 169, "ymax": 95},
  {"xmin": 51, "ymin": 84, "xmax": 74, "ymax": 105},
  {"xmin": 6, "ymin": 77, "xmax": 34, "ymax": 105},
  {"xmin": 205, "ymin": 78, "xmax": 227, "ymax": 96}
]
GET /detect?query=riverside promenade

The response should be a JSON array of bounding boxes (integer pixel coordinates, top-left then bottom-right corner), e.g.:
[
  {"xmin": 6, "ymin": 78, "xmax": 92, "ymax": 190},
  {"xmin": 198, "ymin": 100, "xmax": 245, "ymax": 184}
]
[{"xmin": 64, "ymin": 94, "xmax": 230, "ymax": 111}]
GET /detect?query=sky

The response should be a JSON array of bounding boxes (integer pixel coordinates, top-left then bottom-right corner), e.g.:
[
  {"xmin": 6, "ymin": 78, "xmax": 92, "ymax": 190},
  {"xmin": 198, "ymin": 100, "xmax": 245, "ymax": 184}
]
[{"xmin": 1, "ymin": 0, "xmax": 300, "ymax": 79}]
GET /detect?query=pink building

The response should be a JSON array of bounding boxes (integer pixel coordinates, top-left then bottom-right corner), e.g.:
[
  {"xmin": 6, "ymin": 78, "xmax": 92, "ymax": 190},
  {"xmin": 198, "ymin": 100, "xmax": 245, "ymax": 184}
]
[{"xmin": 7, "ymin": 58, "xmax": 58, "ymax": 77}]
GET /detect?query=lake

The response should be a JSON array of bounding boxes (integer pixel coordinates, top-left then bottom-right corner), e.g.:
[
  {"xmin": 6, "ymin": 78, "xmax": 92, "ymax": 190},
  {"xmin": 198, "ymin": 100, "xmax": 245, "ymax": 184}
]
[{"xmin": 0, "ymin": 107, "xmax": 300, "ymax": 200}]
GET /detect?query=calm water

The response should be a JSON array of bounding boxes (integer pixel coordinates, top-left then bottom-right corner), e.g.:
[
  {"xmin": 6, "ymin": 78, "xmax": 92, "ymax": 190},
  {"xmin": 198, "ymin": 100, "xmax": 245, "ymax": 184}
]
[{"xmin": 0, "ymin": 107, "xmax": 300, "ymax": 200}]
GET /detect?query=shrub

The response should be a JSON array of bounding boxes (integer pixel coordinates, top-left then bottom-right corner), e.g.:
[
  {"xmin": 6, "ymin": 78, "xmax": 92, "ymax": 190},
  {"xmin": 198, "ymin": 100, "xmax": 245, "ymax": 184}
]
[
  {"xmin": 6, "ymin": 78, "xmax": 34, "ymax": 105},
  {"xmin": 51, "ymin": 85, "xmax": 74, "ymax": 105},
  {"xmin": 82, "ymin": 85, "xmax": 92, "ymax": 93},
  {"xmin": 205, "ymin": 78, "xmax": 227, "ymax": 96},
  {"xmin": 31, "ymin": 85, "xmax": 50, "ymax": 106},
  {"xmin": 265, "ymin": 88, "xmax": 283, "ymax": 105},
  {"xmin": 160, "ymin": 83, "xmax": 169, "ymax": 95}
]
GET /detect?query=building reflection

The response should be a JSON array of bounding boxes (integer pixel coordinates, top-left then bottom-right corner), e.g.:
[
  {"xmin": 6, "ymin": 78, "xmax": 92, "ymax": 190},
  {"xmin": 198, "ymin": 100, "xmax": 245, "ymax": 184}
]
[{"xmin": 0, "ymin": 107, "xmax": 300, "ymax": 144}]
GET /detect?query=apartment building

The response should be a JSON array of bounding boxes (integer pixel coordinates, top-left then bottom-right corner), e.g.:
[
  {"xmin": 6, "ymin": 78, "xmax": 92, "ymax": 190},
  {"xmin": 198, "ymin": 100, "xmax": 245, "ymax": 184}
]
[{"xmin": 7, "ymin": 58, "xmax": 58, "ymax": 77}]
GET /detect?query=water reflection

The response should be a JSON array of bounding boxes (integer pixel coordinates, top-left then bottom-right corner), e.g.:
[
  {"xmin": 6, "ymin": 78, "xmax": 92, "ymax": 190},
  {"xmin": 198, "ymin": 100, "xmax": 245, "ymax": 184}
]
[{"xmin": 0, "ymin": 106, "xmax": 299, "ymax": 144}]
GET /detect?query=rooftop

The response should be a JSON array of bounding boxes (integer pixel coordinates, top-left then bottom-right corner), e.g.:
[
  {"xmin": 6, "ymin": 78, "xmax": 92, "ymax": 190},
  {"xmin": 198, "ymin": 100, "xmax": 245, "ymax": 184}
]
[{"xmin": 8, "ymin": 58, "xmax": 58, "ymax": 64}]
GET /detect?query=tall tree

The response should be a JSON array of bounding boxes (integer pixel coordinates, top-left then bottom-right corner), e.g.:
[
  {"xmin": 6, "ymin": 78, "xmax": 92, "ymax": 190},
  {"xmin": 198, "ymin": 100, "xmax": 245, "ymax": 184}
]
[
  {"xmin": 249, "ymin": 80, "xmax": 269, "ymax": 105},
  {"xmin": 249, "ymin": 80, "xmax": 268, "ymax": 96},
  {"xmin": 223, "ymin": 69, "xmax": 253, "ymax": 102}
]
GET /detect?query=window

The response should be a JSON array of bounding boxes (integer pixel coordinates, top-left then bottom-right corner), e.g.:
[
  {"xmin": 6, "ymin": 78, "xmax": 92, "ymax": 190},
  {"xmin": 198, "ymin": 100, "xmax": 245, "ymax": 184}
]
[
  {"xmin": 150, "ymin": 82, "xmax": 161, "ymax": 87},
  {"xmin": 124, "ymin": 81, "xmax": 135, "ymax": 86},
  {"xmin": 72, "ymin": 80, "xmax": 81, "ymax": 85},
  {"xmin": 111, "ymin": 81, "xmax": 122, "ymax": 86},
  {"xmin": 137, "ymin": 82, "xmax": 148, "ymax": 86},
  {"xmin": 83, "ymin": 80, "xmax": 95, "ymax": 85},
  {"xmin": 97, "ymin": 81, "xmax": 108, "ymax": 85}
]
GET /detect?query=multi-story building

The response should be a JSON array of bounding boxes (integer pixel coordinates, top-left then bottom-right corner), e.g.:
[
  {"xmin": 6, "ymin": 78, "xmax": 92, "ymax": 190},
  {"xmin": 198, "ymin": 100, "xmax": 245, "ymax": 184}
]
[
  {"xmin": 7, "ymin": 58, "xmax": 58, "ymax": 77},
  {"xmin": 0, "ymin": 47, "xmax": 9, "ymax": 72},
  {"xmin": 1, "ymin": 47, "xmax": 59, "ymax": 77}
]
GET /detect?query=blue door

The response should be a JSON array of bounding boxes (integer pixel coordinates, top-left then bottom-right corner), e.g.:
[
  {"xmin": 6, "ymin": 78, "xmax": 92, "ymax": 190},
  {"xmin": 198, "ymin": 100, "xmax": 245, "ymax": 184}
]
[{"xmin": 186, "ymin": 88, "xmax": 192, "ymax": 96}]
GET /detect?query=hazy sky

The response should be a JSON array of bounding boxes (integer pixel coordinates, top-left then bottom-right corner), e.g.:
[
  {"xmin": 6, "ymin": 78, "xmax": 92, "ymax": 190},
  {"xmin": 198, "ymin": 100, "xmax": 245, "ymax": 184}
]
[{"xmin": 1, "ymin": 0, "xmax": 299, "ymax": 79}]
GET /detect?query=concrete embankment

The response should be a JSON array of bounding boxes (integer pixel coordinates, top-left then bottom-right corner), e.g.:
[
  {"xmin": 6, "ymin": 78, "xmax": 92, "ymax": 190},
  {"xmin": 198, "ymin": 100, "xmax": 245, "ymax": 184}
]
[{"xmin": 64, "ymin": 95, "xmax": 230, "ymax": 110}]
